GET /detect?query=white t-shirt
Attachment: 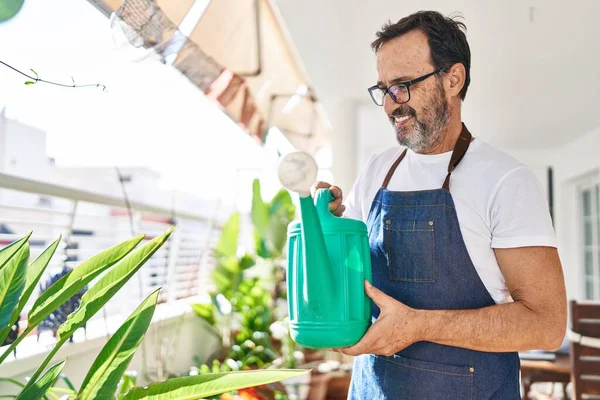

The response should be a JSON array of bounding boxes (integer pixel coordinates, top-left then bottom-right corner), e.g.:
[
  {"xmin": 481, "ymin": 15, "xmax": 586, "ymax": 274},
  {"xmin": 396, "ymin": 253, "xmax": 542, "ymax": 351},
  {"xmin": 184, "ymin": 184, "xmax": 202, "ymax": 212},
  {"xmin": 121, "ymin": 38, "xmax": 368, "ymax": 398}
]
[{"xmin": 343, "ymin": 138, "xmax": 557, "ymax": 304}]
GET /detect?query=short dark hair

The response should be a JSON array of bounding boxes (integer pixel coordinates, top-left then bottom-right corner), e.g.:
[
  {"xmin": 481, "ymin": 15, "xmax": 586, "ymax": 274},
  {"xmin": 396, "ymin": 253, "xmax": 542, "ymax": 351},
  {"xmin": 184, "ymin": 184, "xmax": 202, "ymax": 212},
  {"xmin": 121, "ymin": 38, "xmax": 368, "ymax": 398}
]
[{"xmin": 371, "ymin": 11, "xmax": 471, "ymax": 100}]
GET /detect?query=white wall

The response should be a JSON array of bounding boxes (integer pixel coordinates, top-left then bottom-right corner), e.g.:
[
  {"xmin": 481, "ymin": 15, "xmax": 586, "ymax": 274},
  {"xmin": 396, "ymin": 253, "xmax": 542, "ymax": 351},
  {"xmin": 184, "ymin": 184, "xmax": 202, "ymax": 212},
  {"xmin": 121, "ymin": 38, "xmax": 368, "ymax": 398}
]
[
  {"xmin": 507, "ymin": 126, "xmax": 600, "ymax": 302},
  {"xmin": 0, "ymin": 117, "xmax": 49, "ymax": 181},
  {"xmin": 551, "ymin": 127, "xmax": 600, "ymax": 302},
  {"xmin": 357, "ymin": 103, "xmax": 397, "ymax": 173},
  {"xmin": 0, "ymin": 113, "xmax": 51, "ymax": 210},
  {"xmin": 327, "ymin": 99, "xmax": 360, "ymax": 194}
]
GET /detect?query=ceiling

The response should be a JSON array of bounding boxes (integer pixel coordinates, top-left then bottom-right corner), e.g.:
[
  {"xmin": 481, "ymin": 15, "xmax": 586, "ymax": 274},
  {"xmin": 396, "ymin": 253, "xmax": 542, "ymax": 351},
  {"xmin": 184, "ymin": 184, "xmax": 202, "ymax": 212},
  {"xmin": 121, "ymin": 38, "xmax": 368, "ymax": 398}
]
[{"xmin": 274, "ymin": 0, "xmax": 600, "ymax": 149}]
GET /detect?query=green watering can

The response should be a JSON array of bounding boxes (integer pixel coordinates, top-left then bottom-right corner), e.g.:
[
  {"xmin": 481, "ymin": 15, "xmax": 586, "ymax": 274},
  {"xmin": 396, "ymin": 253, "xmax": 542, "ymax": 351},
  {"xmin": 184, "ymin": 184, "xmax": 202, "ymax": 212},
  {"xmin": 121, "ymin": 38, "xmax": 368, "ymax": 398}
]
[{"xmin": 278, "ymin": 151, "xmax": 372, "ymax": 349}]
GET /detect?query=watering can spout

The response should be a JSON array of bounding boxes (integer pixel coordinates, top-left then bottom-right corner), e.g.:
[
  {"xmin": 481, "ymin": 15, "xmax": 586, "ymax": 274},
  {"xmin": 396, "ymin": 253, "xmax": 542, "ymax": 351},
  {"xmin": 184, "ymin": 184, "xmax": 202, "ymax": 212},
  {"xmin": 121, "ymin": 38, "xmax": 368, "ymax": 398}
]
[
  {"xmin": 277, "ymin": 152, "xmax": 337, "ymax": 298},
  {"xmin": 298, "ymin": 191, "xmax": 336, "ymax": 294}
]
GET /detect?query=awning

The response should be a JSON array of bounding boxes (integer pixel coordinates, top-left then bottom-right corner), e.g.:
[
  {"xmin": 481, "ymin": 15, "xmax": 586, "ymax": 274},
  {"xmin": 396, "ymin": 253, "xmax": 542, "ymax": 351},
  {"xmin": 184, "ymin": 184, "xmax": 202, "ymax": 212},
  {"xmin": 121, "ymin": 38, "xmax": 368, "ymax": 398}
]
[{"xmin": 87, "ymin": 0, "xmax": 330, "ymax": 154}]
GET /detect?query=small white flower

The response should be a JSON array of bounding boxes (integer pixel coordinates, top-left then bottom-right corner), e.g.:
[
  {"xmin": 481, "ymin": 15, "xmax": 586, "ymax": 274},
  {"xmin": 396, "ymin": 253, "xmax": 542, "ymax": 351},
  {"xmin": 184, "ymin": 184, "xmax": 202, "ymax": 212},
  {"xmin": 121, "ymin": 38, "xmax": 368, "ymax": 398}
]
[
  {"xmin": 215, "ymin": 293, "xmax": 232, "ymax": 315},
  {"xmin": 270, "ymin": 320, "xmax": 288, "ymax": 340}
]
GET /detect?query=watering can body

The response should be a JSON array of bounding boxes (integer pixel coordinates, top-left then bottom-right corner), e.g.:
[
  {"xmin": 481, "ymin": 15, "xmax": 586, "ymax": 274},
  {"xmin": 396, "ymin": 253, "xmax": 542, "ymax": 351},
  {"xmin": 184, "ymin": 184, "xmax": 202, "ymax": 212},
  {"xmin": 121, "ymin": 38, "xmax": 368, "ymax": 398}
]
[{"xmin": 286, "ymin": 189, "xmax": 372, "ymax": 349}]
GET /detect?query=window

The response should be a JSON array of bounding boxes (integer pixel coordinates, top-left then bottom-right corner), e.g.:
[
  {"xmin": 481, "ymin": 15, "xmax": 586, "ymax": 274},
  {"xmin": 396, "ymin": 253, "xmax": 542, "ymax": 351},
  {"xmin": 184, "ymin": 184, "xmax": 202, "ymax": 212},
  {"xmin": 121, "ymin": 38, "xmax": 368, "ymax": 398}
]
[{"xmin": 580, "ymin": 178, "xmax": 600, "ymax": 300}]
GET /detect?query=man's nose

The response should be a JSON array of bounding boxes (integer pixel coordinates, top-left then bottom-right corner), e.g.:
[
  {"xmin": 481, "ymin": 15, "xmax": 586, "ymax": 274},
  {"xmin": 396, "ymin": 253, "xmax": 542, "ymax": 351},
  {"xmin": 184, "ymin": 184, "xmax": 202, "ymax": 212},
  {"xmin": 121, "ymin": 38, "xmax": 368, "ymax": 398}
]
[{"xmin": 383, "ymin": 94, "xmax": 397, "ymax": 115}]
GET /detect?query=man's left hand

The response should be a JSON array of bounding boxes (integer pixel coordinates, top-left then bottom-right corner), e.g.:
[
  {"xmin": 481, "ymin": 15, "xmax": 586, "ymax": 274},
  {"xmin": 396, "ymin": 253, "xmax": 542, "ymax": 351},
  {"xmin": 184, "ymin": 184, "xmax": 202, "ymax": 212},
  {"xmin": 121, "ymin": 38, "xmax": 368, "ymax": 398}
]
[{"xmin": 335, "ymin": 280, "xmax": 425, "ymax": 356}]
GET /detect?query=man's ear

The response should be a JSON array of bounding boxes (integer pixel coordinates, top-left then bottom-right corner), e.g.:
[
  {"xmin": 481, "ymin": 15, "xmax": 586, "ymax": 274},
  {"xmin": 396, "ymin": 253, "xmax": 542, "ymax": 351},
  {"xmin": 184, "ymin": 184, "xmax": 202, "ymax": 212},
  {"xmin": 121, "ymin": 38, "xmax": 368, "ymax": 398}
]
[{"xmin": 445, "ymin": 63, "xmax": 466, "ymax": 98}]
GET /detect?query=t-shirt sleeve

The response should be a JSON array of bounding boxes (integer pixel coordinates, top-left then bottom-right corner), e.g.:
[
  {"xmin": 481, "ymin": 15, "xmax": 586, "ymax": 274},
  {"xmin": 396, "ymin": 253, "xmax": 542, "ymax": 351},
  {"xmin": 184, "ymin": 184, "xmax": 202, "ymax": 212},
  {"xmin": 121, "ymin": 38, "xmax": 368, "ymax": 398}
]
[{"xmin": 488, "ymin": 166, "xmax": 557, "ymax": 248}]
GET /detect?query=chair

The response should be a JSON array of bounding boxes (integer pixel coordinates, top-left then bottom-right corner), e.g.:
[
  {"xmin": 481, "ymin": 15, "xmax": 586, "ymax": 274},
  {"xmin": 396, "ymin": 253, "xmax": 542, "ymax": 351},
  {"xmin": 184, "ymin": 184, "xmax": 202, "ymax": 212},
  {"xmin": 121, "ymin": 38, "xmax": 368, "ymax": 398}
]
[{"xmin": 570, "ymin": 300, "xmax": 600, "ymax": 399}]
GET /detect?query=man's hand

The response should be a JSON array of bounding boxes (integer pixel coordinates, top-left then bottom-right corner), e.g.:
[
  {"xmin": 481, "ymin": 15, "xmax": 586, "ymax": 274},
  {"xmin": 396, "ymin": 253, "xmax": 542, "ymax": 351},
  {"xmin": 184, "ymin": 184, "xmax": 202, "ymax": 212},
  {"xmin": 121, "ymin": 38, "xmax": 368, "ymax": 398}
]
[
  {"xmin": 311, "ymin": 181, "xmax": 345, "ymax": 216},
  {"xmin": 336, "ymin": 280, "xmax": 423, "ymax": 356}
]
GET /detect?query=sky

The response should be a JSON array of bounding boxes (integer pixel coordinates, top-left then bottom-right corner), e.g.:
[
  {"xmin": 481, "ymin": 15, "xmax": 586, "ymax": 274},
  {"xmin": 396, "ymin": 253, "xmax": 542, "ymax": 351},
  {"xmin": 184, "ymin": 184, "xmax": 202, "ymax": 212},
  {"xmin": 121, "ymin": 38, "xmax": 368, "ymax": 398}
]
[{"xmin": 0, "ymin": 0, "xmax": 289, "ymax": 210}]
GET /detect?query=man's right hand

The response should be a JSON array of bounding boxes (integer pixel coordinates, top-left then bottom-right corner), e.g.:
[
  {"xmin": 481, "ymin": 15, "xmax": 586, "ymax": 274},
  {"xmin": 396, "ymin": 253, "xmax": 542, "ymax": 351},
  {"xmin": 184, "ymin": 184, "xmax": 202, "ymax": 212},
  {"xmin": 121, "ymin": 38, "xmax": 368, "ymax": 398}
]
[{"xmin": 311, "ymin": 181, "xmax": 345, "ymax": 217}]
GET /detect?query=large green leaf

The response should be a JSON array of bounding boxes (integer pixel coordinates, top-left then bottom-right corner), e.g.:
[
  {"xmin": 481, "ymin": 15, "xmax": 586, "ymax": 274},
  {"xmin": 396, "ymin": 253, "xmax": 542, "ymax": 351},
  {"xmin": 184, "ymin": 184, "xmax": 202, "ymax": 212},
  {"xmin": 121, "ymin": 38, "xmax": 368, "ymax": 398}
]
[
  {"xmin": 0, "ymin": 234, "xmax": 30, "ymax": 272},
  {"xmin": 264, "ymin": 189, "xmax": 295, "ymax": 258},
  {"xmin": 268, "ymin": 189, "xmax": 295, "ymax": 218},
  {"xmin": 121, "ymin": 369, "xmax": 309, "ymax": 400},
  {"xmin": 77, "ymin": 290, "xmax": 159, "ymax": 399},
  {"xmin": 215, "ymin": 213, "xmax": 239, "ymax": 259},
  {"xmin": 251, "ymin": 179, "xmax": 272, "ymax": 258},
  {"xmin": 22, "ymin": 229, "xmax": 172, "ymax": 391},
  {"xmin": 0, "ymin": 243, "xmax": 29, "ymax": 329},
  {"xmin": 191, "ymin": 303, "xmax": 216, "ymax": 327},
  {"xmin": 218, "ymin": 256, "xmax": 241, "ymax": 275},
  {"xmin": 239, "ymin": 254, "xmax": 256, "ymax": 271},
  {"xmin": 251, "ymin": 179, "xmax": 269, "ymax": 237},
  {"xmin": 57, "ymin": 227, "xmax": 172, "ymax": 340},
  {"xmin": 263, "ymin": 205, "xmax": 295, "ymax": 258},
  {"xmin": 0, "ymin": 238, "xmax": 60, "ymax": 343},
  {"xmin": 255, "ymin": 231, "xmax": 270, "ymax": 259},
  {"xmin": 15, "ymin": 360, "xmax": 66, "ymax": 400},
  {"xmin": 211, "ymin": 267, "xmax": 234, "ymax": 297},
  {"xmin": 119, "ymin": 372, "xmax": 137, "ymax": 396},
  {"xmin": 253, "ymin": 184, "xmax": 296, "ymax": 259},
  {"xmin": 28, "ymin": 235, "xmax": 145, "ymax": 328}
]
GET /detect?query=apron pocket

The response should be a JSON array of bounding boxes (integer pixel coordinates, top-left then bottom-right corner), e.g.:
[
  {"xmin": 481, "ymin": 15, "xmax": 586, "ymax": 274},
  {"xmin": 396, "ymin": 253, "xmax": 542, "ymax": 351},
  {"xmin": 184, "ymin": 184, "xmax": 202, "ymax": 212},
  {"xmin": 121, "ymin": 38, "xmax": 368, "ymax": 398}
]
[
  {"xmin": 384, "ymin": 219, "xmax": 435, "ymax": 282},
  {"xmin": 376, "ymin": 354, "xmax": 474, "ymax": 399}
]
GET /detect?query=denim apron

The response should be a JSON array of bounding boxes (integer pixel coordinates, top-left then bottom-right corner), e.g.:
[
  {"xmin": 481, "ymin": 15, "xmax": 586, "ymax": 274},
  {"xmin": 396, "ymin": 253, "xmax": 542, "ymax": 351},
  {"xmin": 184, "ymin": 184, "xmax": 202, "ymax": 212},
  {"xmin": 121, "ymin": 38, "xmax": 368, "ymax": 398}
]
[{"xmin": 348, "ymin": 124, "xmax": 520, "ymax": 399}]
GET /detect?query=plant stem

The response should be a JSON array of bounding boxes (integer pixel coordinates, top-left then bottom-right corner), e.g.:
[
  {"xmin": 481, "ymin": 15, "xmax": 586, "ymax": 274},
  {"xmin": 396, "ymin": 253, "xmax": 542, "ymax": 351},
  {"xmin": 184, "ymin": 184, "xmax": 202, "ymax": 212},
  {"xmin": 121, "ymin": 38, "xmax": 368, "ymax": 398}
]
[
  {"xmin": 0, "ymin": 377, "xmax": 51, "ymax": 400},
  {"xmin": 0, "ymin": 60, "xmax": 106, "ymax": 90},
  {"xmin": 45, "ymin": 392, "xmax": 60, "ymax": 400},
  {"xmin": 0, "ymin": 378, "xmax": 25, "ymax": 389},
  {"xmin": 22, "ymin": 338, "xmax": 66, "ymax": 390},
  {"xmin": 0, "ymin": 325, "xmax": 33, "ymax": 364}
]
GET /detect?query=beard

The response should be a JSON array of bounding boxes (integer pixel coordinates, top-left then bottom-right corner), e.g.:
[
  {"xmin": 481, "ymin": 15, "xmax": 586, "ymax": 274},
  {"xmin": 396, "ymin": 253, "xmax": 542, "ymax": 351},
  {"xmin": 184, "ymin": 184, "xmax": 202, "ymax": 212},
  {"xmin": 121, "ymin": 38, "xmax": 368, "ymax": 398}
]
[{"xmin": 389, "ymin": 79, "xmax": 450, "ymax": 153}]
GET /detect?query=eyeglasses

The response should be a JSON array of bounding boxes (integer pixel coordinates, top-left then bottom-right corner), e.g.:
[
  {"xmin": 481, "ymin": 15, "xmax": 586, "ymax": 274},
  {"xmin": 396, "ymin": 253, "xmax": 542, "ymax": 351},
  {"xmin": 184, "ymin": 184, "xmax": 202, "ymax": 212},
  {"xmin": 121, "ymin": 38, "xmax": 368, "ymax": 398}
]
[{"xmin": 368, "ymin": 69, "xmax": 444, "ymax": 106}]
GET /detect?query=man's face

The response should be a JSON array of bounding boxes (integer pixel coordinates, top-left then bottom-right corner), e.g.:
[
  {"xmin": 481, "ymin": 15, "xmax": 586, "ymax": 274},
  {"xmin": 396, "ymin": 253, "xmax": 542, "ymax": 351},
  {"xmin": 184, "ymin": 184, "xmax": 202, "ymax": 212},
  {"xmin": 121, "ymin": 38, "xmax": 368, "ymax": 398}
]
[{"xmin": 376, "ymin": 29, "xmax": 450, "ymax": 152}]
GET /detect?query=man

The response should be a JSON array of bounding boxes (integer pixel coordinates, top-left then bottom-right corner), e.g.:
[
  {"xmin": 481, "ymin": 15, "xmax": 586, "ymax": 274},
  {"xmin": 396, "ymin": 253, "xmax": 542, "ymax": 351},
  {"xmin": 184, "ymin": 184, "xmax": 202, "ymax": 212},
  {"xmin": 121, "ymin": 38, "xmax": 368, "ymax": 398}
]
[{"xmin": 313, "ymin": 10, "xmax": 567, "ymax": 399}]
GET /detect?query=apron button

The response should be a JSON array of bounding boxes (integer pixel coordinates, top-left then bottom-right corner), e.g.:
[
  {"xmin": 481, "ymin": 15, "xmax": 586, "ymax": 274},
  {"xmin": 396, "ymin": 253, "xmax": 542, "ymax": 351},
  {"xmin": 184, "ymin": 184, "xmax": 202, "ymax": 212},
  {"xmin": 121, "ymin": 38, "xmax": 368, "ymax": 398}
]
[
  {"xmin": 428, "ymin": 220, "xmax": 434, "ymax": 226},
  {"xmin": 469, "ymin": 367, "xmax": 475, "ymax": 373}
]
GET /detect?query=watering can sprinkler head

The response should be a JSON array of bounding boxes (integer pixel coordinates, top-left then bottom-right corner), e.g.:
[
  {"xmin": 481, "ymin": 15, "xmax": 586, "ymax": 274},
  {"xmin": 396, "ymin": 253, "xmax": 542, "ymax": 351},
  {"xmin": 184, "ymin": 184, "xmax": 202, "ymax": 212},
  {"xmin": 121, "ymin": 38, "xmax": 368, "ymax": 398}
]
[{"xmin": 277, "ymin": 151, "xmax": 318, "ymax": 197}]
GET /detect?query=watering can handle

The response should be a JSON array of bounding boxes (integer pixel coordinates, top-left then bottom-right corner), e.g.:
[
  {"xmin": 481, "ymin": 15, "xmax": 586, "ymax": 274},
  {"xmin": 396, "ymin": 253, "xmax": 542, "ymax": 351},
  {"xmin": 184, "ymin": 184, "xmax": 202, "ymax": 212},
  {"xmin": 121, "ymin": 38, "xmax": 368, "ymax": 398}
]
[{"xmin": 315, "ymin": 188, "xmax": 339, "ymax": 221}]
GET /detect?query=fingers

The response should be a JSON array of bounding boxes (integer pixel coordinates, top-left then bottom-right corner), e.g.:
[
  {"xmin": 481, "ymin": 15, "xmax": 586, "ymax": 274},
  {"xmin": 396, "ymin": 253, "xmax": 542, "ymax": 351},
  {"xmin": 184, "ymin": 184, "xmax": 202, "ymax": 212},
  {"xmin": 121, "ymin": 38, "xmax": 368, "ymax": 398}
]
[
  {"xmin": 364, "ymin": 280, "xmax": 390, "ymax": 308},
  {"xmin": 328, "ymin": 185, "xmax": 342, "ymax": 200},
  {"xmin": 311, "ymin": 182, "xmax": 345, "ymax": 216},
  {"xmin": 338, "ymin": 329, "xmax": 375, "ymax": 356},
  {"xmin": 311, "ymin": 181, "xmax": 332, "ymax": 195}
]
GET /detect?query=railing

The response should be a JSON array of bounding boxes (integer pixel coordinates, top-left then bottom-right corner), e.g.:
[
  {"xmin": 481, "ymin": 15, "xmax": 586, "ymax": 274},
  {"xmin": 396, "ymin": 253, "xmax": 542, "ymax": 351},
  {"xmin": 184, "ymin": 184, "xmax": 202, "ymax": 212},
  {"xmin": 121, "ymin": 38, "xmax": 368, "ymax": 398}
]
[{"xmin": 0, "ymin": 172, "xmax": 221, "ymax": 347}]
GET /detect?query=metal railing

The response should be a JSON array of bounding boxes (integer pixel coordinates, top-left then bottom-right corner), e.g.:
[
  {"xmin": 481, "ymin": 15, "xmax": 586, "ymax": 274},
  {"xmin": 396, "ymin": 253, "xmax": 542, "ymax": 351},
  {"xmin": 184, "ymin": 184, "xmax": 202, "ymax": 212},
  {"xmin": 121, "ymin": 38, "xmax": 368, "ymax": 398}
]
[{"xmin": 0, "ymin": 172, "xmax": 221, "ymax": 332}]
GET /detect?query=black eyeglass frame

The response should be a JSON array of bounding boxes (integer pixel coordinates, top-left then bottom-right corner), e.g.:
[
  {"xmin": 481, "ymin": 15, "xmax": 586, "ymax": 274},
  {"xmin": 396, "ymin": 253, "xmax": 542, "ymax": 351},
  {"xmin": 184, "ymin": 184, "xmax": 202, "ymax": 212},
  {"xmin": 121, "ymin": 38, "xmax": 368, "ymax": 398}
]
[{"xmin": 367, "ymin": 68, "xmax": 444, "ymax": 106}]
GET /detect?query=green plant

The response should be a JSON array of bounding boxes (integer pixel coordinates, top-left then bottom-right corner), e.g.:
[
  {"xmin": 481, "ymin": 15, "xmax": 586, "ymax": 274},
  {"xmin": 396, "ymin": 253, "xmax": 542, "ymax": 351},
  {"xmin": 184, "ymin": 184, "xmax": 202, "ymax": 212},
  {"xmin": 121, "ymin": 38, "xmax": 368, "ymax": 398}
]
[
  {"xmin": 0, "ymin": 231, "xmax": 307, "ymax": 399},
  {"xmin": 190, "ymin": 179, "xmax": 302, "ymax": 399},
  {"xmin": 251, "ymin": 179, "xmax": 296, "ymax": 261},
  {"xmin": 250, "ymin": 179, "xmax": 305, "ymax": 370},
  {"xmin": 192, "ymin": 208, "xmax": 282, "ymax": 366},
  {"xmin": 192, "ymin": 211, "xmax": 258, "ymax": 352}
]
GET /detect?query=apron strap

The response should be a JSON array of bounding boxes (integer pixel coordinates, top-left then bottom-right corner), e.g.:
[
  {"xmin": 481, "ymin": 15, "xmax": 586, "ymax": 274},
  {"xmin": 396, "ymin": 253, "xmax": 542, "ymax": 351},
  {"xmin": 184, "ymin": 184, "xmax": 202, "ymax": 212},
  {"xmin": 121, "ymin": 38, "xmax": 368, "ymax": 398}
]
[
  {"xmin": 442, "ymin": 123, "xmax": 472, "ymax": 191},
  {"xmin": 381, "ymin": 123, "xmax": 473, "ymax": 191},
  {"xmin": 382, "ymin": 149, "xmax": 407, "ymax": 188}
]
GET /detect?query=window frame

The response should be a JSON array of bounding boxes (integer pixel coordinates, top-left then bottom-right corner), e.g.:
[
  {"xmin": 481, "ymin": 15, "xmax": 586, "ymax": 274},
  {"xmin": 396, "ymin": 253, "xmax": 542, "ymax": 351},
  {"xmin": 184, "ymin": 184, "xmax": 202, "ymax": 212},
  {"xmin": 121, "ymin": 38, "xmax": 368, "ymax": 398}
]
[{"xmin": 578, "ymin": 175, "xmax": 600, "ymax": 300}]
